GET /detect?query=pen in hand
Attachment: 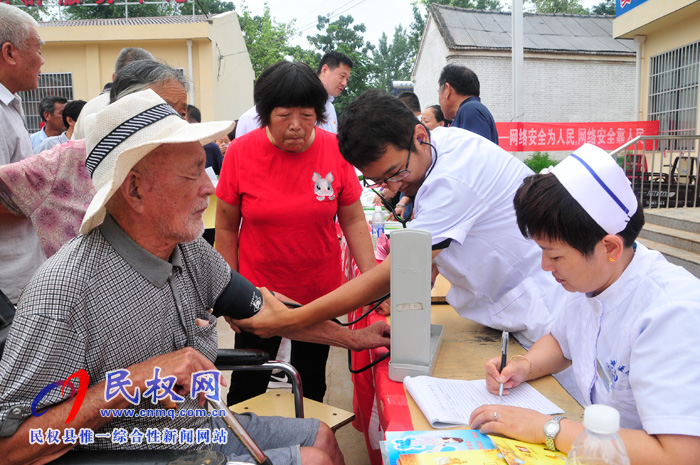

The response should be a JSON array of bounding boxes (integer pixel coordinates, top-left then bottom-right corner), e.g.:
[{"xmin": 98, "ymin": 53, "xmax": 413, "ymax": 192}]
[{"xmin": 499, "ymin": 331, "xmax": 509, "ymax": 397}]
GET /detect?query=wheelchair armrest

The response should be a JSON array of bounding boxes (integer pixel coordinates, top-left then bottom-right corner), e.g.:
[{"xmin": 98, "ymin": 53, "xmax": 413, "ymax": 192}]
[{"xmin": 215, "ymin": 348, "xmax": 270, "ymax": 368}]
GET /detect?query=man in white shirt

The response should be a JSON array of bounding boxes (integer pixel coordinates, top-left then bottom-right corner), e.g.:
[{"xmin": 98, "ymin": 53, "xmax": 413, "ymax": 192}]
[
  {"xmin": 29, "ymin": 96, "xmax": 66, "ymax": 153},
  {"xmin": 235, "ymin": 51, "xmax": 353, "ymax": 138},
  {"xmin": 0, "ymin": 3, "xmax": 47, "ymax": 302}
]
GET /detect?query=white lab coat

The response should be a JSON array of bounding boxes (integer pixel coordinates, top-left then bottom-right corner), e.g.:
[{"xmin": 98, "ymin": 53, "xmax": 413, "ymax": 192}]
[
  {"xmin": 410, "ymin": 128, "xmax": 567, "ymax": 347},
  {"xmin": 552, "ymin": 243, "xmax": 700, "ymax": 434}
]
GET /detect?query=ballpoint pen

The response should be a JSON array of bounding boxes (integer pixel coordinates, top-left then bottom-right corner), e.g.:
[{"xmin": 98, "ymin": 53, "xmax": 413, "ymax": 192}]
[{"xmin": 499, "ymin": 331, "xmax": 509, "ymax": 397}]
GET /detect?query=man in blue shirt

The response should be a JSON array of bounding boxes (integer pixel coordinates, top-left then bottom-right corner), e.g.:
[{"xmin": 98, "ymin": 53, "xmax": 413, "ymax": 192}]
[{"xmin": 438, "ymin": 65, "xmax": 499, "ymax": 145}]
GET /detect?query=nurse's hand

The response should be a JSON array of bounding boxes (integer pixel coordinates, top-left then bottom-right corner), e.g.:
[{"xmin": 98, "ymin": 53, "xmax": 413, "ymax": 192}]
[
  {"xmin": 470, "ymin": 405, "xmax": 548, "ymax": 445},
  {"xmin": 230, "ymin": 287, "xmax": 292, "ymax": 338},
  {"xmin": 485, "ymin": 355, "xmax": 529, "ymax": 395}
]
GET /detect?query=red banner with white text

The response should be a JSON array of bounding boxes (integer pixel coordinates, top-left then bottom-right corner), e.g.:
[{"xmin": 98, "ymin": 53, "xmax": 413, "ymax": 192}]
[{"xmin": 496, "ymin": 121, "xmax": 659, "ymax": 152}]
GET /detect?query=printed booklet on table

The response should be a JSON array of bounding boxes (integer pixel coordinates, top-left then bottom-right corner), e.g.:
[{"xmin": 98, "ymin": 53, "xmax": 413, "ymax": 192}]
[{"xmin": 385, "ymin": 430, "xmax": 495, "ymax": 465}]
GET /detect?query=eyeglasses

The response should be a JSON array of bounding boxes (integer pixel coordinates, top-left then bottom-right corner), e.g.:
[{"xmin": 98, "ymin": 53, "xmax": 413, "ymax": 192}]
[{"xmin": 362, "ymin": 134, "xmax": 413, "ymax": 189}]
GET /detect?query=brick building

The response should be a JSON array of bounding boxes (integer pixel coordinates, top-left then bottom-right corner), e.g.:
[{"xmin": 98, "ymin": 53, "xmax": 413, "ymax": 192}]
[{"xmin": 412, "ymin": 5, "xmax": 636, "ymax": 131}]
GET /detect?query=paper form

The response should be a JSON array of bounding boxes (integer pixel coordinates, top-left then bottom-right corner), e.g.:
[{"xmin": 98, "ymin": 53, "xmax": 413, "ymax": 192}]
[{"xmin": 404, "ymin": 376, "xmax": 564, "ymax": 429}]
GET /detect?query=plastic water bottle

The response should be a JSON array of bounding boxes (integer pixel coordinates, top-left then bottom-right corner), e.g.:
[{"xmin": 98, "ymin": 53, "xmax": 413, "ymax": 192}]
[
  {"xmin": 566, "ymin": 404, "xmax": 630, "ymax": 465},
  {"xmin": 371, "ymin": 206, "xmax": 385, "ymax": 249}
]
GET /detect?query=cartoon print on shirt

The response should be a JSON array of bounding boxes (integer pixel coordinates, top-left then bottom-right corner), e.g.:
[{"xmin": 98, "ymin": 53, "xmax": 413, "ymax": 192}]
[{"xmin": 312, "ymin": 172, "xmax": 335, "ymax": 201}]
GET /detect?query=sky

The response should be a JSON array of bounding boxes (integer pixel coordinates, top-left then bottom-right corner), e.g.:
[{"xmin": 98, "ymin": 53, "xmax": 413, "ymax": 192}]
[{"xmin": 234, "ymin": 0, "xmax": 605, "ymax": 49}]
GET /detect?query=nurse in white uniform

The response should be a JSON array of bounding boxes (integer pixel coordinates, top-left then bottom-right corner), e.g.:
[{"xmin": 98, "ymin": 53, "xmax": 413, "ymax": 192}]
[
  {"xmin": 230, "ymin": 89, "xmax": 567, "ymax": 350},
  {"xmin": 470, "ymin": 144, "xmax": 700, "ymax": 464}
]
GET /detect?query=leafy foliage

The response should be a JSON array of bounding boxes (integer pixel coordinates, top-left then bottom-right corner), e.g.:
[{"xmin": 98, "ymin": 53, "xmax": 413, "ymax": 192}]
[
  {"xmin": 237, "ymin": 2, "xmax": 298, "ymax": 78},
  {"xmin": 306, "ymin": 14, "xmax": 375, "ymax": 115},
  {"xmin": 371, "ymin": 25, "xmax": 414, "ymax": 92},
  {"xmin": 419, "ymin": 0, "xmax": 504, "ymax": 9},
  {"xmin": 526, "ymin": 0, "xmax": 588, "ymax": 14},
  {"xmin": 177, "ymin": 0, "xmax": 234, "ymax": 16},
  {"xmin": 62, "ymin": 2, "xmax": 179, "ymax": 20},
  {"xmin": 591, "ymin": 0, "xmax": 616, "ymax": 15},
  {"xmin": 523, "ymin": 152, "xmax": 559, "ymax": 172}
]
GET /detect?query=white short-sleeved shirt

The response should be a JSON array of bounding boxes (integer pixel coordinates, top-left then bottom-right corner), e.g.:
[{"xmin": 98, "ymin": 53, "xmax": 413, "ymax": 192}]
[
  {"xmin": 0, "ymin": 83, "xmax": 46, "ymax": 303},
  {"xmin": 409, "ymin": 127, "xmax": 566, "ymax": 347},
  {"xmin": 317, "ymin": 97, "xmax": 337, "ymax": 134},
  {"xmin": 234, "ymin": 105, "xmax": 261, "ymax": 139},
  {"xmin": 552, "ymin": 243, "xmax": 700, "ymax": 434}
]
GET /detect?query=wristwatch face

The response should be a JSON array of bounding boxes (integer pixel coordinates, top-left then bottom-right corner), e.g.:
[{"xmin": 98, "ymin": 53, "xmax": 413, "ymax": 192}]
[
  {"xmin": 545, "ymin": 421, "xmax": 560, "ymax": 435},
  {"xmin": 544, "ymin": 416, "xmax": 563, "ymax": 451}
]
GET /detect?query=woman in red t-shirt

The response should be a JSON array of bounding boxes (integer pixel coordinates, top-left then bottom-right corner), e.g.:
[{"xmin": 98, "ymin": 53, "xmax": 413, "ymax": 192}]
[{"xmin": 215, "ymin": 61, "xmax": 376, "ymax": 404}]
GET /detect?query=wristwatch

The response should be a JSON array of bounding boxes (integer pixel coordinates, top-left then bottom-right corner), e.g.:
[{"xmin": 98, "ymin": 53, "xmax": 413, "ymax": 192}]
[{"xmin": 544, "ymin": 415, "xmax": 565, "ymax": 451}]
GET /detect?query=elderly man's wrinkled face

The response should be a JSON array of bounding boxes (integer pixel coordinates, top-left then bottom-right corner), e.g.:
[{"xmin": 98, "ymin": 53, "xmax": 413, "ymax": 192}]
[
  {"xmin": 150, "ymin": 79, "xmax": 188, "ymax": 119},
  {"xmin": 139, "ymin": 142, "xmax": 213, "ymax": 243},
  {"xmin": 12, "ymin": 27, "xmax": 44, "ymax": 93}
]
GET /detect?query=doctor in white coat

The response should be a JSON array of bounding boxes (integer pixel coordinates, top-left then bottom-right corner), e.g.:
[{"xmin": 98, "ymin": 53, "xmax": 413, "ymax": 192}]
[{"xmin": 230, "ymin": 89, "xmax": 567, "ymax": 352}]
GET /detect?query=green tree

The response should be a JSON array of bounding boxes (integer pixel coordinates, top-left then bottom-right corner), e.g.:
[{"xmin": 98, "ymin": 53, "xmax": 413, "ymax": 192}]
[
  {"xmin": 237, "ymin": 2, "xmax": 298, "ymax": 78},
  {"xmin": 371, "ymin": 25, "xmax": 414, "ymax": 92},
  {"xmin": 62, "ymin": 1, "xmax": 177, "ymax": 20},
  {"xmin": 177, "ymin": 0, "xmax": 234, "ymax": 16},
  {"xmin": 591, "ymin": 0, "xmax": 615, "ymax": 15},
  {"xmin": 306, "ymin": 14, "xmax": 375, "ymax": 114},
  {"xmin": 420, "ymin": 0, "xmax": 503, "ymax": 8},
  {"xmin": 408, "ymin": 4, "xmax": 426, "ymax": 61},
  {"xmin": 527, "ymin": 0, "xmax": 588, "ymax": 14}
]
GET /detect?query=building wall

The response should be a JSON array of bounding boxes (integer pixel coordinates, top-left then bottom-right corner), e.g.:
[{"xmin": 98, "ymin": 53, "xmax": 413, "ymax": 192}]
[
  {"xmin": 412, "ymin": 17, "xmax": 449, "ymax": 112},
  {"xmin": 35, "ymin": 13, "xmax": 253, "ymax": 124},
  {"xmin": 637, "ymin": 7, "xmax": 700, "ymax": 132},
  {"xmin": 207, "ymin": 12, "xmax": 254, "ymax": 123},
  {"xmin": 614, "ymin": 0, "xmax": 700, "ymax": 135},
  {"xmin": 413, "ymin": 16, "xmax": 635, "ymax": 129},
  {"xmin": 415, "ymin": 48, "xmax": 635, "ymax": 124}
]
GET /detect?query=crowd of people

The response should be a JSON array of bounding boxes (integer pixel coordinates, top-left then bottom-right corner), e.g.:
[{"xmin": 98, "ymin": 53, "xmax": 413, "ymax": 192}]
[{"xmin": 1, "ymin": 2, "xmax": 699, "ymax": 464}]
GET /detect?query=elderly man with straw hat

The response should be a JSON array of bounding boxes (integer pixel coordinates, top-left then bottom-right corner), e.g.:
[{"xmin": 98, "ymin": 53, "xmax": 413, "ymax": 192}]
[{"xmin": 0, "ymin": 89, "xmax": 347, "ymax": 465}]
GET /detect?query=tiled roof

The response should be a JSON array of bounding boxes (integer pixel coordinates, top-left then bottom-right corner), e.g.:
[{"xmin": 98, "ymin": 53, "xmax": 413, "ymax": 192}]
[
  {"xmin": 432, "ymin": 4, "xmax": 634, "ymax": 55},
  {"xmin": 39, "ymin": 14, "xmax": 210, "ymax": 28}
]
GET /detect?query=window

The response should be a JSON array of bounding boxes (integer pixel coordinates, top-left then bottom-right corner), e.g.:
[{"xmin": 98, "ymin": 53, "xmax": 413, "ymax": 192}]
[
  {"xmin": 18, "ymin": 73, "xmax": 74, "ymax": 134},
  {"xmin": 648, "ymin": 41, "xmax": 700, "ymax": 150}
]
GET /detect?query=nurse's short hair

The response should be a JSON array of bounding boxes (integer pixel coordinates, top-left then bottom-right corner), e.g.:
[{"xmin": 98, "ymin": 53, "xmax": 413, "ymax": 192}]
[
  {"xmin": 338, "ymin": 89, "xmax": 420, "ymax": 169},
  {"xmin": 254, "ymin": 61, "xmax": 327, "ymax": 128},
  {"xmin": 513, "ymin": 173, "xmax": 644, "ymax": 257}
]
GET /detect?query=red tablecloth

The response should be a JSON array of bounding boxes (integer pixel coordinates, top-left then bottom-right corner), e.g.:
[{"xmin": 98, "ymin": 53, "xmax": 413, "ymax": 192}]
[{"xmin": 342, "ymin": 233, "xmax": 413, "ymax": 465}]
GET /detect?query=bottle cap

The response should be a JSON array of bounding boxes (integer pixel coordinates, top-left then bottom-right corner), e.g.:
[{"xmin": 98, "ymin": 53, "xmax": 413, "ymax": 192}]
[{"xmin": 582, "ymin": 404, "xmax": 621, "ymax": 434}]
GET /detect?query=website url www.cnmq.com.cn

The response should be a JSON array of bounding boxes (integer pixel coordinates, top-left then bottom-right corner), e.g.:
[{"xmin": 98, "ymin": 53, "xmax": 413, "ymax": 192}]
[{"xmin": 99, "ymin": 408, "xmax": 228, "ymax": 419}]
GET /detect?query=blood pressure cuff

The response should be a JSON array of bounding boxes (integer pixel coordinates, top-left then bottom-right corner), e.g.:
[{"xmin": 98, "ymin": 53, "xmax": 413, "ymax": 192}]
[{"xmin": 212, "ymin": 271, "xmax": 263, "ymax": 320}]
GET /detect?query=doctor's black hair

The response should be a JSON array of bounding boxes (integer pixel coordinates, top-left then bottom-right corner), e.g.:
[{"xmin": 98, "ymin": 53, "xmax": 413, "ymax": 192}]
[
  {"xmin": 513, "ymin": 173, "xmax": 644, "ymax": 257},
  {"xmin": 254, "ymin": 61, "xmax": 327, "ymax": 127},
  {"xmin": 338, "ymin": 89, "xmax": 420, "ymax": 169}
]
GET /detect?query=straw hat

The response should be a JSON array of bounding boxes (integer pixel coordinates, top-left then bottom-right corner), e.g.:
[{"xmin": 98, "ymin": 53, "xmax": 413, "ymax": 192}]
[
  {"xmin": 80, "ymin": 89, "xmax": 233, "ymax": 234},
  {"xmin": 550, "ymin": 143, "xmax": 638, "ymax": 235}
]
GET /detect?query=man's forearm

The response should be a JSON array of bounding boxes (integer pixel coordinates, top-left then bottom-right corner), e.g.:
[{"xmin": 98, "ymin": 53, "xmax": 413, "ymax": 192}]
[
  {"xmin": 0, "ymin": 381, "xmax": 131, "ymax": 465},
  {"xmin": 281, "ymin": 320, "xmax": 357, "ymax": 349},
  {"xmin": 288, "ymin": 258, "xmax": 391, "ymax": 332}
]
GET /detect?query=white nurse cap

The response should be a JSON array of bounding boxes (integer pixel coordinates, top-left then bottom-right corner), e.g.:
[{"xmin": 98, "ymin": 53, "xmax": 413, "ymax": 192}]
[{"xmin": 550, "ymin": 144, "xmax": 638, "ymax": 235}]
